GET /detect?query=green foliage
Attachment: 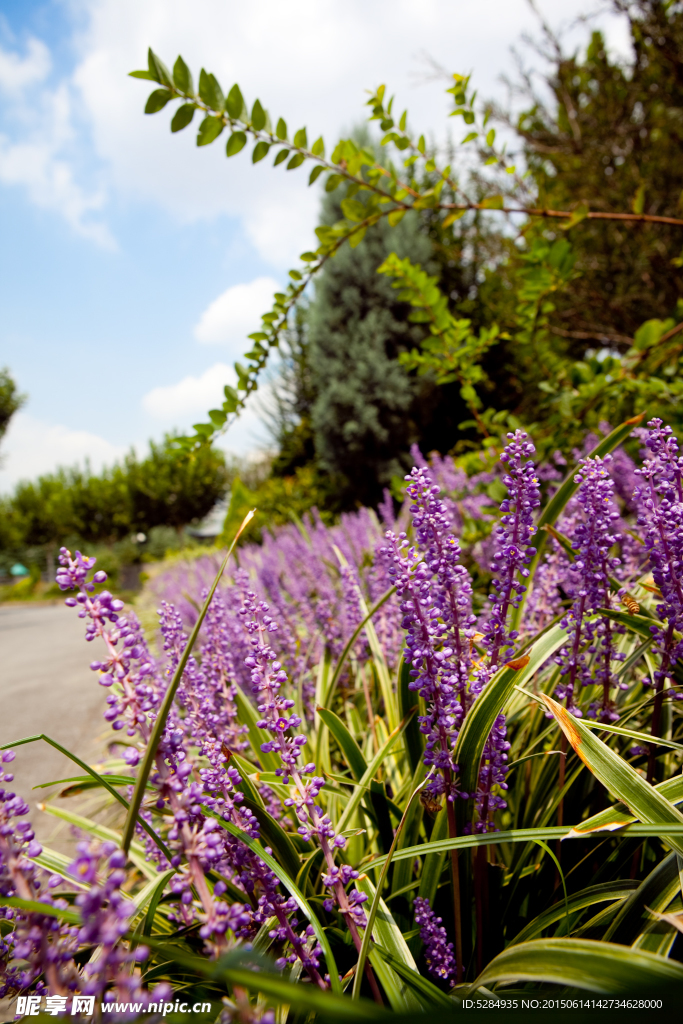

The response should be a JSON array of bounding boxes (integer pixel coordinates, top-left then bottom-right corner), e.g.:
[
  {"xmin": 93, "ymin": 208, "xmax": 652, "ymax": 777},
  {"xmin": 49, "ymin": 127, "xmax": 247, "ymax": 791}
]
[
  {"xmin": 128, "ymin": 4, "xmax": 683, "ymax": 483},
  {"xmin": 306, "ymin": 204, "xmax": 449, "ymax": 507},
  {"xmin": 0, "ymin": 437, "xmax": 230, "ymax": 583},
  {"xmin": 125, "ymin": 436, "xmax": 229, "ymax": 534},
  {"xmin": 218, "ymin": 464, "xmax": 335, "ymax": 547},
  {"xmin": 0, "ymin": 367, "xmax": 25, "ymax": 442},
  {"xmin": 12, "ymin": 430, "xmax": 683, "ymax": 1013},
  {"xmin": 377, "ymin": 253, "xmax": 500, "ymax": 432}
]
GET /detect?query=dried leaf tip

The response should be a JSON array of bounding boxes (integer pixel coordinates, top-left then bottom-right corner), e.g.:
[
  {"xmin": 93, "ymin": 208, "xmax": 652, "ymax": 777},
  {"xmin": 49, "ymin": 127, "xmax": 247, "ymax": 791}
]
[
  {"xmin": 506, "ymin": 655, "xmax": 530, "ymax": 671},
  {"xmin": 539, "ymin": 693, "xmax": 592, "ymax": 771}
]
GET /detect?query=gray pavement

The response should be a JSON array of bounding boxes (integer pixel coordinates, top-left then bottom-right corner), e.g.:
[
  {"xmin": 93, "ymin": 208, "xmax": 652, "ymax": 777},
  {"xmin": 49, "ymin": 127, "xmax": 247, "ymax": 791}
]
[{"xmin": 0, "ymin": 601, "xmax": 110, "ymax": 853}]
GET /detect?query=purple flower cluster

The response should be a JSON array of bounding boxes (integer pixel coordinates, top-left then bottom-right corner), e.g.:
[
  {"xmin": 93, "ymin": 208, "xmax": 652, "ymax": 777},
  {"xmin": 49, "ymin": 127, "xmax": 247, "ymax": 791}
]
[
  {"xmin": 143, "ymin": 505, "xmax": 406, "ymax": 710},
  {"xmin": 0, "ymin": 750, "xmax": 81, "ymax": 1001},
  {"xmin": 483, "ymin": 431, "xmax": 541, "ymax": 670},
  {"xmin": 384, "ymin": 467, "xmax": 475, "ymax": 801},
  {"xmin": 70, "ymin": 841, "xmax": 173, "ymax": 1014},
  {"xmin": 413, "ymin": 896, "xmax": 456, "ymax": 985},
  {"xmin": 55, "ymin": 549, "xmax": 328, "ymax": 987},
  {"xmin": 635, "ymin": 419, "xmax": 683, "ymax": 699},
  {"xmin": 239, "ymin": 589, "xmax": 368, "ymax": 952},
  {"xmin": 553, "ymin": 457, "xmax": 626, "ymax": 720}
]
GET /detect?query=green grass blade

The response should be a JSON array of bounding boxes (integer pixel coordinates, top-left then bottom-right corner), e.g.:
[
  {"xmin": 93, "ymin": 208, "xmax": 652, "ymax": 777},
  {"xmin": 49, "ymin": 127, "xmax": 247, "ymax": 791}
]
[
  {"xmin": 317, "ymin": 706, "xmax": 368, "ymax": 780},
  {"xmin": 417, "ymin": 804, "xmax": 448, "ymax": 905},
  {"xmin": 367, "ymin": 823, "xmax": 683, "ymax": 868},
  {"xmin": 32, "ymin": 773, "xmax": 143, "ymax": 791},
  {"xmin": 352, "ymin": 774, "xmax": 430, "ymax": 1000},
  {"xmin": 121, "ymin": 510, "xmax": 255, "ymax": 852},
  {"xmin": 335, "ymin": 712, "xmax": 415, "ymax": 835},
  {"xmin": 136, "ymin": 869, "xmax": 175, "ymax": 931},
  {"xmin": 454, "ymin": 623, "xmax": 568, "ymax": 822},
  {"xmin": 324, "ymin": 586, "xmax": 396, "ymax": 706},
  {"xmin": 566, "ymin": 775, "xmax": 683, "ymax": 836},
  {"xmin": 470, "ymin": 936, "xmax": 683, "ymax": 994},
  {"xmin": 510, "ymin": 881, "xmax": 639, "ymax": 946},
  {"xmin": 142, "ymin": 938, "xmax": 385, "ymax": 1020},
  {"xmin": 0, "ymin": 733, "xmax": 171, "ymax": 861},
  {"xmin": 581, "ymin": 719, "xmax": 683, "ymax": 752},
  {"xmin": 38, "ymin": 803, "xmax": 157, "ymax": 879},
  {"xmin": 531, "ymin": 839, "xmax": 569, "ymax": 922},
  {"xmin": 600, "ymin": 607, "xmax": 663, "ymax": 639},
  {"xmin": 240, "ymin": 797, "xmax": 304, "ymax": 880},
  {"xmin": 604, "ymin": 852, "xmax": 680, "ymax": 944},
  {"xmin": 397, "ymin": 657, "xmax": 424, "ymax": 774},
  {"xmin": 540, "ymin": 693, "xmax": 683, "ymax": 856},
  {"xmin": 1, "ymin": 895, "xmax": 81, "ymax": 926},
  {"xmin": 370, "ymin": 945, "xmax": 452, "ymax": 1007}
]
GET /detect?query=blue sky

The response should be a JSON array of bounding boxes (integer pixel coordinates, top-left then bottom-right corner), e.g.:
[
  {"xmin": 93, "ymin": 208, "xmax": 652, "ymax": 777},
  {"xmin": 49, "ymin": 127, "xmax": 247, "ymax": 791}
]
[{"xmin": 0, "ymin": 0, "xmax": 628, "ymax": 491}]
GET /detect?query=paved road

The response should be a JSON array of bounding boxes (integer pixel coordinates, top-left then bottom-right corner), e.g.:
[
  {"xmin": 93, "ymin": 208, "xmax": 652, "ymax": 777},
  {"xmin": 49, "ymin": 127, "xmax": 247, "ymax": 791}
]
[{"xmin": 0, "ymin": 601, "xmax": 109, "ymax": 853}]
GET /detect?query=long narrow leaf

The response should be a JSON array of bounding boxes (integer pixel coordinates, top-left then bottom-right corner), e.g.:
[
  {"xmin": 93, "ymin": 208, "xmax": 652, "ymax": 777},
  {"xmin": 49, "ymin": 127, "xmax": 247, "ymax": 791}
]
[
  {"xmin": 510, "ymin": 881, "xmax": 638, "ymax": 945},
  {"xmin": 604, "ymin": 852, "xmax": 680, "ymax": 944},
  {"xmin": 0, "ymin": 733, "xmax": 170, "ymax": 860},
  {"xmin": 38, "ymin": 803, "xmax": 157, "ymax": 879},
  {"xmin": 142, "ymin": 937, "xmax": 383, "ymax": 1020},
  {"xmin": 566, "ymin": 775, "xmax": 683, "ymax": 836},
  {"xmin": 121, "ymin": 510, "xmax": 255, "ymax": 852},
  {"xmin": 397, "ymin": 657, "xmax": 424, "ymax": 774},
  {"xmin": 370, "ymin": 945, "xmax": 452, "ymax": 1007},
  {"xmin": 540, "ymin": 693, "xmax": 683, "ymax": 856},
  {"xmin": 352, "ymin": 774, "xmax": 430, "ymax": 1000},
  {"xmin": 454, "ymin": 623, "xmax": 568, "ymax": 821},
  {"xmin": 336, "ymin": 712, "xmax": 414, "ymax": 835},
  {"xmin": 470, "ymin": 936, "xmax": 683, "ymax": 994},
  {"xmin": 366, "ymin": 823, "xmax": 683, "ymax": 868},
  {"xmin": 324, "ymin": 586, "xmax": 396, "ymax": 706},
  {"xmin": 317, "ymin": 706, "xmax": 367, "ymax": 780}
]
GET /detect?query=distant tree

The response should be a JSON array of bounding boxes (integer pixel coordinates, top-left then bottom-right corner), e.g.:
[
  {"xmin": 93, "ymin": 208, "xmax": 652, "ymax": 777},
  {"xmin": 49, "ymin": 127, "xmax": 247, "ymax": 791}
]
[
  {"xmin": 66, "ymin": 464, "xmax": 133, "ymax": 543},
  {"xmin": 499, "ymin": 0, "xmax": 683, "ymax": 342},
  {"xmin": 0, "ymin": 368, "xmax": 25, "ymax": 444},
  {"xmin": 126, "ymin": 435, "xmax": 230, "ymax": 534}
]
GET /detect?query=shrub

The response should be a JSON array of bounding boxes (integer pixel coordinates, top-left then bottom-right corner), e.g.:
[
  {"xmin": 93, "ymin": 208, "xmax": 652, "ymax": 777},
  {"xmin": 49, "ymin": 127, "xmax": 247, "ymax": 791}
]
[{"xmin": 2, "ymin": 415, "xmax": 683, "ymax": 1017}]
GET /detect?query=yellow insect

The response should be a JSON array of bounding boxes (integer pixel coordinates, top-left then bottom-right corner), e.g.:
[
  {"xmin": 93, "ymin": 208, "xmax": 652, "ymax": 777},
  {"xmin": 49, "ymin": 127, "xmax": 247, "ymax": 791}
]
[
  {"xmin": 420, "ymin": 791, "xmax": 443, "ymax": 817},
  {"xmin": 621, "ymin": 594, "xmax": 640, "ymax": 614}
]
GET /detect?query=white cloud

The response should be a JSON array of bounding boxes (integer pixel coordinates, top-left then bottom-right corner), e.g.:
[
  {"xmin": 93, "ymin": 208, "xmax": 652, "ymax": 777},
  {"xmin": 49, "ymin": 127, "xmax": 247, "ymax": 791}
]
[
  {"xmin": 0, "ymin": 49, "xmax": 114, "ymax": 247},
  {"xmin": 141, "ymin": 361, "xmax": 272, "ymax": 454},
  {"xmin": 68, "ymin": 0, "xmax": 631, "ymax": 266},
  {"xmin": 0, "ymin": 1, "xmax": 632, "ymax": 262},
  {"xmin": 142, "ymin": 362, "xmax": 234, "ymax": 419},
  {"xmin": 0, "ymin": 38, "xmax": 51, "ymax": 93},
  {"xmin": 194, "ymin": 277, "xmax": 279, "ymax": 346},
  {"xmin": 0, "ymin": 413, "xmax": 126, "ymax": 491},
  {"xmin": 0, "ymin": 133, "xmax": 114, "ymax": 248}
]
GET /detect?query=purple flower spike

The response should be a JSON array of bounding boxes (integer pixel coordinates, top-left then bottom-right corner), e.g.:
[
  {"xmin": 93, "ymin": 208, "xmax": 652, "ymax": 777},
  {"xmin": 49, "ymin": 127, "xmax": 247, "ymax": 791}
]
[
  {"xmin": 384, "ymin": 466, "xmax": 475, "ymax": 802},
  {"xmin": 635, "ymin": 419, "xmax": 683, "ymax": 691},
  {"xmin": 553, "ymin": 455, "xmax": 626, "ymax": 720},
  {"xmin": 483, "ymin": 430, "xmax": 541, "ymax": 671},
  {"xmin": 414, "ymin": 896, "xmax": 456, "ymax": 985}
]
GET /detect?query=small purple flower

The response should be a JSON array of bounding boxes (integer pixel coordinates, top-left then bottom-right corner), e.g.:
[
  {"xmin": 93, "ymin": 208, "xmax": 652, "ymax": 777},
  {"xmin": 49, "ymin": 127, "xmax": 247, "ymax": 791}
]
[{"xmin": 414, "ymin": 896, "xmax": 456, "ymax": 985}]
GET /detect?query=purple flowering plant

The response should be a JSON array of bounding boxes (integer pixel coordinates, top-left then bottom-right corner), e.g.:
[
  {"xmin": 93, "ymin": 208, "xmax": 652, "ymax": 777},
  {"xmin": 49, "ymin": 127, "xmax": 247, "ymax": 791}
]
[{"xmin": 2, "ymin": 416, "xmax": 683, "ymax": 1018}]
